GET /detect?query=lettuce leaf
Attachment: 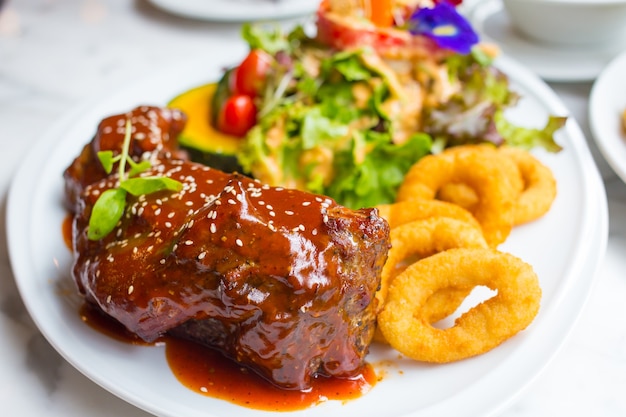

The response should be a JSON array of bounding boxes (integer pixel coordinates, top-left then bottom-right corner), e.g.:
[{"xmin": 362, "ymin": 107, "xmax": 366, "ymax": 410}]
[
  {"xmin": 425, "ymin": 52, "xmax": 563, "ymax": 152},
  {"xmin": 326, "ymin": 132, "xmax": 432, "ymax": 208},
  {"xmin": 235, "ymin": 25, "xmax": 565, "ymax": 210}
]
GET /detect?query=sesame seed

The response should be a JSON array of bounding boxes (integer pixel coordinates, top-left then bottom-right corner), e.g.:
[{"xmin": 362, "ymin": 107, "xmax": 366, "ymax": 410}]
[
  {"xmin": 285, "ymin": 210, "xmax": 294, "ymax": 215},
  {"xmin": 302, "ymin": 201, "xmax": 311, "ymax": 206},
  {"xmin": 236, "ymin": 239, "xmax": 243, "ymax": 247},
  {"xmin": 184, "ymin": 240, "xmax": 193, "ymax": 245},
  {"xmin": 198, "ymin": 252, "xmax": 206, "ymax": 260},
  {"xmin": 128, "ymin": 285, "xmax": 134, "ymax": 295},
  {"xmin": 210, "ymin": 223, "xmax": 217, "ymax": 233}
]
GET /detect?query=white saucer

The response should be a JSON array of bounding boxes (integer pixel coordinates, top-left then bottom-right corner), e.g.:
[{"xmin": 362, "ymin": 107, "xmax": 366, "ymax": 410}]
[
  {"xmin": 147, "ymin": 0, "xmax": 318, "ymax": 21},
  {"xmin": 589, "ymin": 50, "xmax": 626, "ymax": 183},
  {"xmin": 466, "ymin": 0, "xmax": 626, "ymax": 82}
]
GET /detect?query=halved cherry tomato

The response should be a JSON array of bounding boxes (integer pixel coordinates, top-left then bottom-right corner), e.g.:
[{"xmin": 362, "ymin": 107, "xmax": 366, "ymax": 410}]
[
  {"xmin": 216, "ymin": 94, "xmax": 257, "ymax": 137},
  {"xmin": 316, "ymin": 7, "xmax": 408, "ymax": 53},
  {"xmin": 233, "ymin": 49, "xmax": 273, "ymax": 97},
  {"xmin": 315, "ymin": 3, "xmax": 448, "ymax": 59}
]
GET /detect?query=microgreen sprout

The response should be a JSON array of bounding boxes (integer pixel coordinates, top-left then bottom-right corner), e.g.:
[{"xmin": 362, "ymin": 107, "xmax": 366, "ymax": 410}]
[{"xmin": 87, "ymin": 119, "xmax": 183, "ymax": 241}]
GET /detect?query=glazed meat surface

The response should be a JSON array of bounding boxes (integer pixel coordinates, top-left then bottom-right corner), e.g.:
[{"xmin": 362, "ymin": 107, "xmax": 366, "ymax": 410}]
[{"xmin": 64, "ymin": 106, "xmax": 390, "ymax": 390}]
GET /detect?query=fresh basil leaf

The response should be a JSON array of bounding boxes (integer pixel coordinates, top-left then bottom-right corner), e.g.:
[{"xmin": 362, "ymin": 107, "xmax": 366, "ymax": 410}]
[
  {"xmin": 88, "ymin": 188, "xmax": 127, "ymax": 240},
  {"xmin": 120, "ymin": 176, "xmax": 183, "ymax": 196},
  {"xmin": 97, "ymin": 151, "xmax": 115, "ymax": 174}
]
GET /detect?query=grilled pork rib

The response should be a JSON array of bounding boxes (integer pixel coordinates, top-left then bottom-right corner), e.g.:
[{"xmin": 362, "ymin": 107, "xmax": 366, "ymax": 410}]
[{"xmin": 63, "ymin": 106, "xmax": 390, "ymax": 390}]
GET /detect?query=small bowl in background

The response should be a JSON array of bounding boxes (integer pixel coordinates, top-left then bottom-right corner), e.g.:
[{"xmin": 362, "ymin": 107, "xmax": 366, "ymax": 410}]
[{"xmin": 502, "ymin": 0, "xmax": 626, "ymax": 47}]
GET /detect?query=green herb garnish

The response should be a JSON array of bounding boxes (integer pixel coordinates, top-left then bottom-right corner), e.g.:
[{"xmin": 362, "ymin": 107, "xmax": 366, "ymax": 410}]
[{"xmin": 87, "ymin": 119, "xmax": 183, "ymax": 240}]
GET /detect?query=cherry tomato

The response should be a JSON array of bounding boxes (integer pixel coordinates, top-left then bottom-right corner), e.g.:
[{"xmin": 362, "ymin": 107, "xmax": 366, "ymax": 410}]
[
  {"xmin": 316, "ymin": 6, "xmax": 407, "ymax": 53},
  {"xmin": 233, "ymin": 49, "xmax": 272, "ymax": 97},
  {"xmin": 316, "ymin": 3, "xmax": 447, "ymax": 58},
  {"xmin": 217, "ymin": 94, "xmax": 257, "ymax": 137}
]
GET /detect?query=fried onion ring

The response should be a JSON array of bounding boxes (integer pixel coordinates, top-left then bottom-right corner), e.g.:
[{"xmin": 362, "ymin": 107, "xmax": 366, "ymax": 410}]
[
  {"xmin": 375, "ymin": 216, "xmax": 488, "ymax": 309},
  {"xmin": 396, "ymin": 147, "xmax": 518, "ymax": 247},
  {"xmin": 437, "ymin": 182, "xmax": 479, "ymax": 212},
  {"xmin": 375, "ymin": 199, "xmax": 480, "ymax": 230},
  {"xmin": 378, "ymin": 248, "xmax": 542, "ymax": 363},
  {"xmin": 435, "ymin": 146, "xmax": 556, "ymax": 226},
  {"xmin": 373, "ymin": 216, "xmax": 489, "ymax": 349},
  {"xmin": 498, "ymin": 146, "xmax": 557, "ymax": 225},
  {"xmin": 373, "ymin": 217, "xmax": 487, "ymax": 343}
]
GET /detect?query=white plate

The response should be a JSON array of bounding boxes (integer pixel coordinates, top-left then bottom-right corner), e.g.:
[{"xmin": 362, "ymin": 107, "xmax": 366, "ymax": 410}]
[
  {"xmin": 7, "ymin": 51, "xmax": 607, "ymax": 417},
  {"xmin": 466, "ymin": 0, "xmax": 626, "ymax": 82},
  {"xmin": 147, "ymin": 0, "xmax": 318, "ymax": 21},
  {"xmin": 589, "ymin": 50, "xmax": 626, "ymax": 183}
]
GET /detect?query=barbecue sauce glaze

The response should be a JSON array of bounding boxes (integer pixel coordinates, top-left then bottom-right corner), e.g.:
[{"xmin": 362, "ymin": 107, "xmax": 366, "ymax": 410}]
[{"xmin": 79, "ymin": 302, "xmax": 378, "ymax": 411}]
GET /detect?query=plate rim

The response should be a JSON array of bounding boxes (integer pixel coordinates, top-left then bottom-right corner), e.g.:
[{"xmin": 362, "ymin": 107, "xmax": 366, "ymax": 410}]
[
  {"xmin": 589, "ymin": 49, "xmax": 626, "ymax": 183},
  {"xmin": 6, "ymin": 54, "xmax": 609, "ymax": 417},
  {"xmin": 146, "ymin": 0, "xmax": 318, "ymax": 21}
]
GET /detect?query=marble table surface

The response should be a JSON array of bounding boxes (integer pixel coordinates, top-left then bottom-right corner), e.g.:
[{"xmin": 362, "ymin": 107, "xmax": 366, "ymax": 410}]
[{"xmin": 1, "ymin": 1, "xmax": 626, "ymax": 416}]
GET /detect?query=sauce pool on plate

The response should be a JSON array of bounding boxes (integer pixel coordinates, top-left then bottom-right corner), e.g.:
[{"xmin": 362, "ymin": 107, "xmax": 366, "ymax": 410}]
[{"xmin": 79, "ymin": 302, "xmax": 378, "ymax": 411}]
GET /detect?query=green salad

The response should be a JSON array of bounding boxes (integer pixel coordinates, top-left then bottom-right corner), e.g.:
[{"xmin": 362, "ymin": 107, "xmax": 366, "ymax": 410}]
[{"xmin": 194, "ymin": 14, "xmax": 565, "ymax": 209}]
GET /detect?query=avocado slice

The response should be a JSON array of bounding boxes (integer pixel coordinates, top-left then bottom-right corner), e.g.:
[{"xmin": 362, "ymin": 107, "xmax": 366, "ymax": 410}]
[{"xmin": 168, "ymin": 81, "xmax": 243, "ymax": 173}]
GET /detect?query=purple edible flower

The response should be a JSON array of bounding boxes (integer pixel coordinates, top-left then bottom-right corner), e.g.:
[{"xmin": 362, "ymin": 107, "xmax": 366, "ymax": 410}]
[{"xmin": 408, "ymin": 1, "xmax": 479, "ymax": 54}]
